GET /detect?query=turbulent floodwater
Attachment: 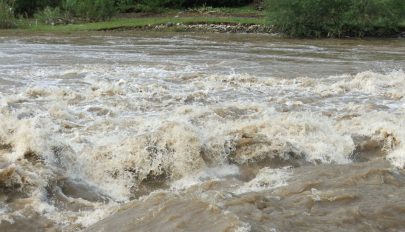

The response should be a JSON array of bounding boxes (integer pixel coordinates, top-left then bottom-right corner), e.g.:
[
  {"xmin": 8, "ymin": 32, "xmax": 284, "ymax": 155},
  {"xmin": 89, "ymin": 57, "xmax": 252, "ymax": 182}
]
[{"xmin": 0, "ymin": 33, "xmax": 405, "ymax": 232}]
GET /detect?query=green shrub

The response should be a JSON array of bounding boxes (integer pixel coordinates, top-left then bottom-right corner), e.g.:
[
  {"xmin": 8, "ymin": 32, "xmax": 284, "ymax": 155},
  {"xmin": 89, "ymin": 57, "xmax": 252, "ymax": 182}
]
[
  {"xmin": 266, "ymin": 0, "xmax": 405, "ymax": 37},
  {"xmin": 116, "ymin": 0, "xmax": 135, "ymax": 12},
  {"xmin": 344, "ymin": 0, "xmax": 405, "ymax": 36},
  {"xmin": 34, "ymin": 6, "xmax": 63, "ymax": 24},
  {"xmin": 62, "ymin": 0, "xmax": 115, "ymax": 21},
  {"xmin": 61, "ymin": 0, "xmax": 75, "ymax": 14},
  {"xmin": 135, "ymin": 0, "xmax": 185, "ymax": 12},
  {"xmin": 0, "ymin": 0, "xmax": 16, "ymax": 28}
]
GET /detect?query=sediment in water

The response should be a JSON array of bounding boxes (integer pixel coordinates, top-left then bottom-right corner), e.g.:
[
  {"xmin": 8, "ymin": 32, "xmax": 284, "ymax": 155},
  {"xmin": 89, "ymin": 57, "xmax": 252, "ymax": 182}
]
[{"xmin": 0, "ymin": 36, "xmax": 404, "ymax": 231}]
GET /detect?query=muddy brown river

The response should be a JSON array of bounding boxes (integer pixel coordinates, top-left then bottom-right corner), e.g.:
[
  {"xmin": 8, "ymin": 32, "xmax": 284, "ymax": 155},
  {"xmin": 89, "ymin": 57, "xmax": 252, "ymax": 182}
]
[{"xmin": 0, "ymin": 32, "xmax": 404, "ymax": 232}]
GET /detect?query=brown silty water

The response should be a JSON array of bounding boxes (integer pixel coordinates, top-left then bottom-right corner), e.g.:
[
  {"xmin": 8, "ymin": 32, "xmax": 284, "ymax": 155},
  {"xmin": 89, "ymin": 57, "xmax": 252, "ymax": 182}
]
[{"xmin": 0, "ymin": 32, "xmax": 404, "ymax": 232}]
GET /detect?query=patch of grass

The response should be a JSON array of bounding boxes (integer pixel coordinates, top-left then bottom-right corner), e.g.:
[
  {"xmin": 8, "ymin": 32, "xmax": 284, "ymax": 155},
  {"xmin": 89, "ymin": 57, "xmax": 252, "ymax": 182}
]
[
  {"xmin": 215, "ymin": 6, "xmax": 262, "ymax": 14},
  {"xmin": 185, "ymin": 5, "xmax": 264, "ymax": 16},
  {"xmin": 20, "ymin": 16, "xmax": 265, "ymax": 32}
]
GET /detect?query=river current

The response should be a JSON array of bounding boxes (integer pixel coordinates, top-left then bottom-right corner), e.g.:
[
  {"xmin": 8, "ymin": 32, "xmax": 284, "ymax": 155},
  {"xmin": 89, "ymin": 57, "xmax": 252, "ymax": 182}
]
[{"xmin": 0, "ymin": 33, "xmax": 404, "ymax": 232}]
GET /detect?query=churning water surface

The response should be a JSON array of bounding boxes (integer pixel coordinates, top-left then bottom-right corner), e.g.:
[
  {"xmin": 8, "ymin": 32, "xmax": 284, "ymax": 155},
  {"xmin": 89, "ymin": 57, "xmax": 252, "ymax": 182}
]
[{"xmin": 0, "ymin": 32, "xmax": 405, "ymax": 232}]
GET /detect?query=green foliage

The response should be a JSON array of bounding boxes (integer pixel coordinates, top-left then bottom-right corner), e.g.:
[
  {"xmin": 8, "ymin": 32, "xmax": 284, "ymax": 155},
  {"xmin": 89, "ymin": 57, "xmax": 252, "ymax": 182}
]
[
  {"xmin": 344, "ymin": 0, "xmax": 405, "ymax": 36},
  {"xmin": 34, "ymin": 6, "xmax": 63, "ymax": 24},
  {"xmin": 14, "ymin": 0, "xmax": 62, "ymax": 16},
  {"xmin": 116, "ymin": 0, "xmax": 136, "ymax": 12},
  {"xmin": 62, "ymin": 0, "xmax": 115, "ymax": 21},
  {"xmin": 12, "ymin": 0, "xmax": 115, "ymax": 21},
  {"xmin": 7, "ymin": 0, "xmax": 256, "ymax": 20},
  {"xmin": 266, "ymin": 0, "xmax": 405, "ymax": 37},
  {"xmin": 134, "ymin": 0, "xmax": 185, "ymax": 13},
  {"xmin": 182, "ymin": 0, "xmax": 253, "ymax": 7},
  {"xmin": 0, "ymin": 0, "xmax": 16, "ymax": 28},
  {"xmin": 131, "ymin": 0, "xmax": 254, "ymax": 13}
]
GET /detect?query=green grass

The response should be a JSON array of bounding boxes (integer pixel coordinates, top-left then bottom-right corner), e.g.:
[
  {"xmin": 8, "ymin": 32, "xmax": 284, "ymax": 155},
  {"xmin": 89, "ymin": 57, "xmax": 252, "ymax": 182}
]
[
  {"xmin": 1, "ymin": 5, "xmax": 266, "ymax": 33},
  {"xmin": 221, "ymin": 6, "xmax": 264, "ymax": 15},
  {"xmin": 187, "ymin": 5, "xmax": 263, "ymax": 15},
  {"xmin": 14, "ymin": 16, "xmax": 265, "ymax": 32}
]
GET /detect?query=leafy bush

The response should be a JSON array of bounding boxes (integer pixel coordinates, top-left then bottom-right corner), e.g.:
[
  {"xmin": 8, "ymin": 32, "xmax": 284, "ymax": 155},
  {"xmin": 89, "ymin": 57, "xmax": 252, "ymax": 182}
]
[
  {"xmin": 62, "ymin": 0, "xmax": 115, "ymax": 21},
  {"xmin": 266, "ymin": 0, "xmax": 405, "ymax": 37},
  {"xmin": 135, "ymin": 0, "xmax": 185, "ymax": 12},
  {"xmin": 116, "ymin": 0, "xmax": 136, "ymax": 12},
  {"xmin": 0, "ymin": 0, "xmax": 16, "ymax": 28},
  {"xmin": 34, "ymin": 6, "xmax": 63, "ymax": 24}
]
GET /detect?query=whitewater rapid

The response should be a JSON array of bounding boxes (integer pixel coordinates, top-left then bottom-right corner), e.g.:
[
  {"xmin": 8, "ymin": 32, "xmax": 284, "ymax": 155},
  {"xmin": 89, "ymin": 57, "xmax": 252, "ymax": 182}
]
[{"xmin": 0, "ymin": 34, "xmax": 404, "ymax": 232}]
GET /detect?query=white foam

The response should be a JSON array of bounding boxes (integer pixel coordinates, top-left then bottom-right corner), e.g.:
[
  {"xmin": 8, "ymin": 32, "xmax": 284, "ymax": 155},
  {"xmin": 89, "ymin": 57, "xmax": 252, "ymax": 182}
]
[
  {"xmin": 0, "ymin": 206, "xmax": 14, "ymax": 224},
  {"xmin": 387, "ymin": 149, "xmax": 405, "ymax": 169},
  {"xmin": 314, "ymin": 70, "xmax": 405, "ymax": 99},
  {"xmin": 171, "ymin": 165, "xmax": 240, "ymax": 191},
  {"xmin": 336, "ymin": 111, "xmax": 405, "ymax": 168},
  {"xmin": 1, "ymin": 67, "xmax": 405, "ymax": 231},
  {"xmin": 235, "ymin": 167, "xmax": 292, "ymax": 194},
  {"xmin": 235, "ymin": 222, "xmax": 252, "ymax": 232},
  {"xmin": 74, "ymin": 204, "xmax": 118, "ymax": 228}
]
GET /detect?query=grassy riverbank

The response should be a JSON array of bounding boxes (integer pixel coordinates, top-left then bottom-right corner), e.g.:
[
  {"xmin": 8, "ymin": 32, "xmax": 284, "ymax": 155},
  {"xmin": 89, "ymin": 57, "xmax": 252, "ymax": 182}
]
[
  {"xmin": 17, "ymin": 16, "xmax": 265, "ymax": 32},
  {"xmin": 2, "ymin": 5, "xmax": 267, "ymax": 33},
  {"xmin": 1, "ymin": 2, "xmax": 403, "ymax": 37}
]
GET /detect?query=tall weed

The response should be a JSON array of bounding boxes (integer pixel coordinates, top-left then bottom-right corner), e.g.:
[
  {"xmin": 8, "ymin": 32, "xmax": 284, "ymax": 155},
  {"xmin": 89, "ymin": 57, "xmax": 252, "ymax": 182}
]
[{"xmin": 0, "ymin": 0, "xmax": 16, "ymax": 28}]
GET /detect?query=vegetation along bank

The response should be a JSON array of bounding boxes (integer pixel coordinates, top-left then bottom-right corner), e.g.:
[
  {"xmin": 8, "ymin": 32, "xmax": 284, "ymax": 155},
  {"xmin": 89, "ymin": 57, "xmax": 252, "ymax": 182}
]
[{"xmin": 0, "ymin": 0, "xmax": 405, "ymax": 37}]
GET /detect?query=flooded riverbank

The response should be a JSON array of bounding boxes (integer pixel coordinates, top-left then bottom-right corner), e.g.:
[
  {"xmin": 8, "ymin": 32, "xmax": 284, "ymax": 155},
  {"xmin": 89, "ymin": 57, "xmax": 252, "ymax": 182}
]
[{"xmin": 0, "ymin": 33, "xmax": 404, "ymax": 231}]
